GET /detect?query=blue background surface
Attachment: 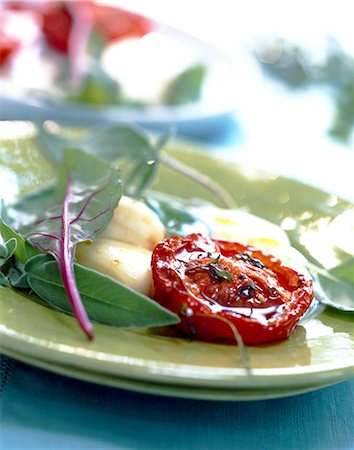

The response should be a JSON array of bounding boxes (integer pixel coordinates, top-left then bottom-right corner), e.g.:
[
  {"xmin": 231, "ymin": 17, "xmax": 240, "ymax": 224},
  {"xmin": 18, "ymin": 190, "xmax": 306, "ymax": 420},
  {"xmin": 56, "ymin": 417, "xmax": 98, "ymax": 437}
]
[{"xmin": 1, "ymin": 355, "xmax": 353, "ymax": 450}]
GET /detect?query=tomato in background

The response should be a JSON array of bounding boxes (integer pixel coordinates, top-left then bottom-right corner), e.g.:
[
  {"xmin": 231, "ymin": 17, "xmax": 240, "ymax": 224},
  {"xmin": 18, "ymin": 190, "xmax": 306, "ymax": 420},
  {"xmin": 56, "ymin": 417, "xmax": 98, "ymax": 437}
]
[
  {"xmin": 0, "ymin": 33, "xmax": 20, "ymax": 66},
  {"xmin": 151, "ymin": 234, "xmax": 314, "ymax": 346},
  {"xmin": 7, "ymin": 1, "xmax": 153, "ymax": 54},
  {"xmin": 39, "ymin": 2, "xmax": 72, "ymax": 53},
  {"xmin": 0, "ymin": 6, "xmax": 39, "ymax": 67}
]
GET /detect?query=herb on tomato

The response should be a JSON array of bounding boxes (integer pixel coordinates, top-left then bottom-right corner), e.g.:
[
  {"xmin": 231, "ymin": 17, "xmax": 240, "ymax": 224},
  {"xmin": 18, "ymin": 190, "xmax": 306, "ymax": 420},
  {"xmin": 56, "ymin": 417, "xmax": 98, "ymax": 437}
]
[
  {"xmin": 151, "ymin": 233, "xmax": 314, "ymax": 345},
  {"xmin": 235, "ymin": 253, "xmax": 266, "ymax": 269},
  {"xmin": 186, "ymin": 254, "xmax": 233, "ymax": 282}
]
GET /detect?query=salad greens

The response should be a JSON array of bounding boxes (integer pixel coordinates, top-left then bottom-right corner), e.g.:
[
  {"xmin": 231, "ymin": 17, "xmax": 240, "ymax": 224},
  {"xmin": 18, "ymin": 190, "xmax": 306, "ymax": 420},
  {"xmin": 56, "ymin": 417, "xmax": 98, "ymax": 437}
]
[
  {"xmin": 0, "ymin": 122, "xmax": 353, "ymax": 343},
  {"xmin": 36, "ymin": 122, "xmax": 234, "ymax": 207},
  {"xmin": 0, "ymin": 145, "xmax": 180, "ymax": 339}
]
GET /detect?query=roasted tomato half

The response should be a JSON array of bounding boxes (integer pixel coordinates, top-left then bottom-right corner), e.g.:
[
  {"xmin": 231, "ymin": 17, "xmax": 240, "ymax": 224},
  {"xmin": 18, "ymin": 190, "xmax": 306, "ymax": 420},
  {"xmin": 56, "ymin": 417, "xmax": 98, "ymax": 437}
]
[{"xmin": 151, "ymin": 233, "xmax": 314, "ymax": 345}]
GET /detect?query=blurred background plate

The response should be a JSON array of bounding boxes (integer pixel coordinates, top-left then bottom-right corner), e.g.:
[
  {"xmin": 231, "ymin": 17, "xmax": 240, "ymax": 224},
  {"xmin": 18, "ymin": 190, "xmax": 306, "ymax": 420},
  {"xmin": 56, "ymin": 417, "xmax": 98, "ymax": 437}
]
[{"xmin": 0, "ymin": 1, "xmax": 239, "ymax": 139}]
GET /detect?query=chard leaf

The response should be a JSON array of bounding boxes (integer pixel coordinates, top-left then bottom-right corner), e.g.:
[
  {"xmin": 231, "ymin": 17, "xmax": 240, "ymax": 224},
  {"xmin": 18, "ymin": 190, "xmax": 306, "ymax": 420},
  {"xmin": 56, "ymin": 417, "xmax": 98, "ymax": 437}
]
[
  {"xmin": 315, "ymin": 258, "xmax": 354, "ymax": 312},
  {"xmin": 21, "ymin": 148, "xmax": 122, "ymax": 339},
  {"xmin": 25, "ymin": 254, "xmax": 179, "ymax": 328}
]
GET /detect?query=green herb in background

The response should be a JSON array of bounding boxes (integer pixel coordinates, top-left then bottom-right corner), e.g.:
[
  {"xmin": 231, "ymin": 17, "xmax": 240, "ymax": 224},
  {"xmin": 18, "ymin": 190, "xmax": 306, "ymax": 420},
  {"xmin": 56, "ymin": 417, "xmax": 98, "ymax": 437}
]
[
  {"xmin": 256, "ymin": 38, "xmax": 354, "ymax": 143},
  {"xmin": 162, "ymin": 64, "xmax": 207, "ymax": 106}
]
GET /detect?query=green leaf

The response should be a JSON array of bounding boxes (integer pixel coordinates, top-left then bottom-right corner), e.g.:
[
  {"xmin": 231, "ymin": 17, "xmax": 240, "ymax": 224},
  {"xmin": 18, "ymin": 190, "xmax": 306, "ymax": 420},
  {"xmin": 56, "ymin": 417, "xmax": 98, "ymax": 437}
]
[
  {"xmin": 315, "ymin": 257, "xmax": 354, "ymax": 312},
  {"xmin": 162, "ymin": 64, "xmax": 207, "ymax": 105},
  {"xmin": 7, "ymin": 258, "xmax": 30, "ymax": 289},
  {"xmin": 4, "ymin": 185, "xmax": 56, "ymax": 228},
  {"xmin": 0, "ymin": 214, "xmax": 38, "ymax": 263},
  {"xmin": 208, "ymin": 264, "xmax": 233, "ymax": 282},
  {"xmin": 0, "ymin": 241, "xmax": 8, "ymax": 260},
  {"xmin": 0, "ymin": 237, "xmax": 17, "ymax": 286},
  {"xmin": 0, "ymin": 271, "xmax": 9, "ymax": 287},
  {"xmin": 0, "ymin": 238, "xmax": 17, "ymax": 268},
  {"xmin": 36, "ymin": 123, "xmax": 164, "ymax": 198},
  {"xmin": 36, "ymin": 123, "xmax": 153, "ymax": 165},
  {"xmin": 25, "ymin": 254, "xmax": 179, "ymax": 328},
  {"xmin": 68, "ymin": 64, "xmax": 122, "ymax": 106},
  {"xmin": 144, "ymin": 193, "xmax": 210, "ymax": 237},
  {"xmin": 330, "ymin": 258, "xmax": 354, "ymax": 283}
]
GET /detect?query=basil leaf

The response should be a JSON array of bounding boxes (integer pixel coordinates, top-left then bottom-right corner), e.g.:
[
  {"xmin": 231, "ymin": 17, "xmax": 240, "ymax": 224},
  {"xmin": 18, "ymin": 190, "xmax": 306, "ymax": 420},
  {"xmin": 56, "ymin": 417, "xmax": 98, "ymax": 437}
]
[{"xmin": 26, "ymin": 254, "xmax": 179, "ymax": 328}]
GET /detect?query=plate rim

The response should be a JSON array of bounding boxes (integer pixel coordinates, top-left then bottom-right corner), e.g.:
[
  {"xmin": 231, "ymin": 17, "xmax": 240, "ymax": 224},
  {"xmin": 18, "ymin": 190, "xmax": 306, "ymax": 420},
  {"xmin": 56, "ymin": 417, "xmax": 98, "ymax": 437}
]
[{"xmin": 2, "ymin": 346, "xmax": 347, "ymax": 402}]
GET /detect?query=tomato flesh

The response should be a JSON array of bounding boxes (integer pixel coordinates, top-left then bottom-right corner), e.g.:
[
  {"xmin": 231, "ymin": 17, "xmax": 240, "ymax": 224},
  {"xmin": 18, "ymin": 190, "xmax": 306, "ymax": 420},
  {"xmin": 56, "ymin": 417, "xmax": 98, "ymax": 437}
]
[{"xmin": 151, "ymin": 234, "xmax": 314, "ymax": 345}]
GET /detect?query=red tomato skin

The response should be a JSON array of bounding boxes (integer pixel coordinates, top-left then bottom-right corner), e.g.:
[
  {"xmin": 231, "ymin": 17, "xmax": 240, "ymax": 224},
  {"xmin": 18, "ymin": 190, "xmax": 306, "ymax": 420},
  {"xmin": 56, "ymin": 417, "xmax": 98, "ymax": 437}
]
[
  {"xmin": 151, "ymin": 234, "xmax": 314, "ymax": 345},
  {"xmin": 0, "ymin": 33, "xmax": 20, "ymax": 66}
]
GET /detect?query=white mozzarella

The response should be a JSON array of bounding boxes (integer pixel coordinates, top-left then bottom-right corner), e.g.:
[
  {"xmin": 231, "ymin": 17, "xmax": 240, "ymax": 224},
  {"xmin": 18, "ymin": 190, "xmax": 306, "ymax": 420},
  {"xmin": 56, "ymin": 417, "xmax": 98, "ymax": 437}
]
[
  {"xmin": 190, "ymin": 205, "xmax": 290, "ymax": 255},
  {"xmin": 99, "ymin": 196, "xmax": 165, "ymax": 250},
  {"xmin": 76, "ymin": 239, "xmax": 153, "ymax": 296}
]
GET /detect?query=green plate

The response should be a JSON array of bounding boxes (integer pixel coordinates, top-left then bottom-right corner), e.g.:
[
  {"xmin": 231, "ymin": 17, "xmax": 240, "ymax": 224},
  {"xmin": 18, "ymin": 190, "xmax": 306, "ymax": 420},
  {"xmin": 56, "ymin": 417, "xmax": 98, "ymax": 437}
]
[{"xmin": 0, "ymin": 121, "xmax": 353, "ymax": 400}]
